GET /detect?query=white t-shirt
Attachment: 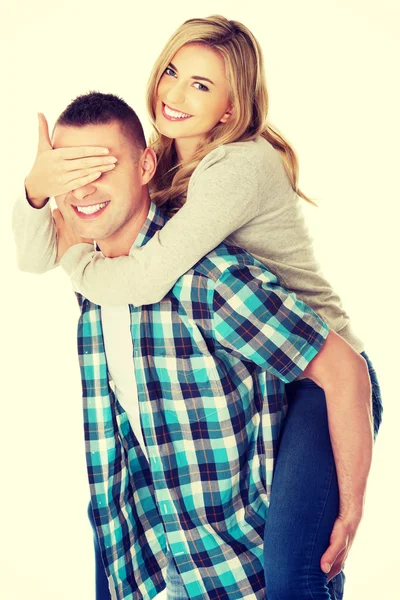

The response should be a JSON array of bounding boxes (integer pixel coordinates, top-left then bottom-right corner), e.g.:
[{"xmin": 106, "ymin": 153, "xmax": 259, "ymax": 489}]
[{"xmin": 101, "ymin": 304, "xmax": 148, "ymax": 460}]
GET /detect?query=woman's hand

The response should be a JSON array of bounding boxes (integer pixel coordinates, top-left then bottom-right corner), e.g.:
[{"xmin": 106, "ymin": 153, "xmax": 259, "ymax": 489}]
[
  {"xmin": 24, "ymin": 113, "xmax": 117, "ymax": 209},
  {"xmin": 53, "ymin": 208, "xmax": 93, "ymax": 262}
]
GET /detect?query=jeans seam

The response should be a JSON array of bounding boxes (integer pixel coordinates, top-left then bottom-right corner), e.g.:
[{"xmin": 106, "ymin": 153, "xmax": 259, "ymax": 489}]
[{"xmin": 306, "ymin": 456, "xmax": 335, "ymax": 600}]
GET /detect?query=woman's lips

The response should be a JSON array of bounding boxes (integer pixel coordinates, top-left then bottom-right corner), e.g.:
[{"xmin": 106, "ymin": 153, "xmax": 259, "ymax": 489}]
[{"xmin": 161, "ymin": 102, "xmax": 193, "ymax": 122}]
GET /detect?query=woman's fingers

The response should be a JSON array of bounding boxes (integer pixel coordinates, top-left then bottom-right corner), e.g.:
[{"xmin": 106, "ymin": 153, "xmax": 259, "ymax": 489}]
[
  {"xmin": 25, "ymin": 142, "xmax": 117, "ymax": 200},
  {"xmin": 52, "ymin": 207, "xmax": 63, "ymax": 226},
  {"xmin": 62, "ymin": 163, "xmax": 116, "ymax": 187},
  {"xmin": 58, "ymin": 146, "xmax": 110, "ymax": 159},
  {"xmin": 63, "ymin": 171, "xmax": 104, "ymax": 193},
  {"xmin": 62, "ymin": 155, "xmax": 118, "ymax": 172}
]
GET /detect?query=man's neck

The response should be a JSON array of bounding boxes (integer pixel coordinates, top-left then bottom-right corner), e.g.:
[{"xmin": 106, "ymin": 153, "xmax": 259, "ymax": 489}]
[{"xmin": 97, "ymin": 196, "xmax": 151, "ymax": 258}]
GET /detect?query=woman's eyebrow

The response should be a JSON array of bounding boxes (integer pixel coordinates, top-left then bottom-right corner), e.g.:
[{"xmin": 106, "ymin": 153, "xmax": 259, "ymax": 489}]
[{"xmin": 168, "ymin": 62, "xmax": 215, "ymax": 86}]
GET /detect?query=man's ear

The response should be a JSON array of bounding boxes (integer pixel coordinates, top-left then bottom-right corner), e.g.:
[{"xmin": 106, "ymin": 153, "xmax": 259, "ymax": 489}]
[
  {"xmin": 140, "ymin": 147, "xmax": 157, "ymax": 184},
  {"xmin": 219, "ymin": 104, "xmax": 234, "ymax": 124}
]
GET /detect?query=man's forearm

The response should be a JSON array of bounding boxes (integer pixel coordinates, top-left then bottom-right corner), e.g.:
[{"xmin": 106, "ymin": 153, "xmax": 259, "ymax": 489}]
[
  {"xmin": 324, "ymin": 356, "xmax": 373, "ymax": 518},
  {"xmin": 303, "ymin": 331, "xmax": 373, "ymax": 518}
]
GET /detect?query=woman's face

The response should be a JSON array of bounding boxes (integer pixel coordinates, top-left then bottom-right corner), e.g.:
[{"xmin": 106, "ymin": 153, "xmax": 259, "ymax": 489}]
[{"xmin": 155, "ymin": 43, "xmax": 232, "ymax": 159}]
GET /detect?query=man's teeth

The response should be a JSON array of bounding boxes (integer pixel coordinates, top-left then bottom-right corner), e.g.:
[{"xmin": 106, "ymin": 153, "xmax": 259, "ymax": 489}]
[
  {"xmin": 76, "ymin": 202, "xmax": 108, "ymax": 215},
  {"xmin": 164, "ymin": 104, "xmax": 191, "ymax": 119}
]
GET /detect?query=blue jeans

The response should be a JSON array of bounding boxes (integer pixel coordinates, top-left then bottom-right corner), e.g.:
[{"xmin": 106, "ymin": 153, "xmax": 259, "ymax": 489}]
[
  {"xmin": 263, "ymin": 351, "xmax": 382, "ymax": 599},
  {"xmin": 165, "ymin": 550, "xmax": 189, "ymax": 600}
]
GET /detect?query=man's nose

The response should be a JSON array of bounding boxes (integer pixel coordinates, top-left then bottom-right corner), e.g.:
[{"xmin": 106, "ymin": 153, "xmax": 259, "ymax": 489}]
[{"xmin": 71, "ymin": 183, "xmax": 97, "ymax": 202}]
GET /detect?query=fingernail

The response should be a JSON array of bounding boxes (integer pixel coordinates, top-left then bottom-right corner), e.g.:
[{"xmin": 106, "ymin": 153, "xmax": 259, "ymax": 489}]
[{"xmin": 323, "ymin": 563, "xmax": 331, "ymax": 573}]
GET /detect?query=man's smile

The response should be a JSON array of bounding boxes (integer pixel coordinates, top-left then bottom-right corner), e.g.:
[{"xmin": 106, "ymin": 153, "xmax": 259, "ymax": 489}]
[{"xmin": 72, "ymin": 201, "xmax": 110, "ymax": 219}]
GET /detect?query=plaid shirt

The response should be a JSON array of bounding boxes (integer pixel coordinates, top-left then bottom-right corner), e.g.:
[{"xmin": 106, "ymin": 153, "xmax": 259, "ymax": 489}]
[{"xmin": 77, "ymin": 203, "xmax": 329, "ymax": 600}]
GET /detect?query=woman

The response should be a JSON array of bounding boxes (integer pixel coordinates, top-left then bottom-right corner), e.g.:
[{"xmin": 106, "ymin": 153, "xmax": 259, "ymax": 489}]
[{"xmin": 14, "ymin": 15, "xmax": 381, "ymax": 600}]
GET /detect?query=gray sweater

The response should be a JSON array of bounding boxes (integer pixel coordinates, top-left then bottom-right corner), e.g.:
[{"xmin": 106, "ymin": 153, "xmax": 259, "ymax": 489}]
[{"xmin": 12, "ymin": 135, "xmax": 363, "ymax": 352}]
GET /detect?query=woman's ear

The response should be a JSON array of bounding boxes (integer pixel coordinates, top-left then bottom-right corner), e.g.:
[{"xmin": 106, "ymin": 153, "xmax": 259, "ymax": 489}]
[
  {"xmin": 140, "ymin": 147, "xmax": 157, "ymax": 184},
  {"xmin": 219, "ymin": 104, "xmax": 234, "ymax": 124}
]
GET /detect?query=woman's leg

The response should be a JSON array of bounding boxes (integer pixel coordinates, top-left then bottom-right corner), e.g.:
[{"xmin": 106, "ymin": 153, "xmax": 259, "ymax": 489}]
[
  {"xmin": 87, "ymin": 502, "xmax": 112, "ymax": 600},
  {"xmin": 263, "ymin": 379, "xmax": 341, "ymax": 600},
  {"xmin": 264, "ymin": 353, "xmax": 382, "ymax": 600},
  {"xmin": 165, "ymin": 551, "xmax": 190, "ymax": 600},
  {"xmin": 360, "ymin": 351, "xmax": 382, "ymax": 440}
]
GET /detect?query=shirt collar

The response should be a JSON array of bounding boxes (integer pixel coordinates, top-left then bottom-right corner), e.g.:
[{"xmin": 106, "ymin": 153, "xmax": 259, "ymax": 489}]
[
  {"xmin": 130, "ymin": 202, "xmax": 167, "ymax": 250},
  {"xmin": 95, "ymin": 202, "xmax": 167, "ymax": 254}
]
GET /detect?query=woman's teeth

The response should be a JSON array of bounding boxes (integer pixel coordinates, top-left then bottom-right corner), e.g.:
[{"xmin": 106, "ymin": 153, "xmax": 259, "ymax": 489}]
[
  {"xmin": 76, "ymin": 202, "xmax": 108, "ymax": 214},
  {"xmin": 164, "ymin": 104, "xmax": 191, "ymax": 118}
]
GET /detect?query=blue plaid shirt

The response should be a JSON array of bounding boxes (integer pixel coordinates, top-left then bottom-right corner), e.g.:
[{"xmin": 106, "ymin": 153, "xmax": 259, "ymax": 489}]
[{"xmin": 77, "ymin": 203, "xmax": 329, "ymax": 600}]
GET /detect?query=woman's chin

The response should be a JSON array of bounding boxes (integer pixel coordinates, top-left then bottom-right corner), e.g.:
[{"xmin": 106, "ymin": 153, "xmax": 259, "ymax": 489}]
[{"xmin": 155, "ymin": 118, "xmax": 175, "ymax": 140}]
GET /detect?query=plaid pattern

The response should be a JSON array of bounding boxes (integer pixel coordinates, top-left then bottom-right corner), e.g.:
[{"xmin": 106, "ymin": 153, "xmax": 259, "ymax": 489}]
[{"xmin": 76, "ymin": 203, "xmax": 329, "ymax": 600}]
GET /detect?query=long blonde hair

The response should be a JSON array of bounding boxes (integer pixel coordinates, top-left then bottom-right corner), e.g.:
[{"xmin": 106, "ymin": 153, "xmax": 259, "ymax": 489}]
[{"xmin": 146, "ymin": 15, "xmax": 314, "ymax": 213}]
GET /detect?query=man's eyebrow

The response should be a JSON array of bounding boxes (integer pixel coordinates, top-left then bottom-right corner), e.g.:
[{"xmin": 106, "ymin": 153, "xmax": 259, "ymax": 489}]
[{"xmin": 168, "ymin": 62, "xmax": 215, "ymax": 86}]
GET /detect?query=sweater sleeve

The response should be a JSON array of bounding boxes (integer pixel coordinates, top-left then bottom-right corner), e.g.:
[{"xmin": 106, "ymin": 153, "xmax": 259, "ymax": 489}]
[
  {"xmin": 12, "ymin": 190, "xmax": 60, "ymax": 274},
  {"xmin": 61, "ymin": 148, "xmax": 261, "ymax": 306}
]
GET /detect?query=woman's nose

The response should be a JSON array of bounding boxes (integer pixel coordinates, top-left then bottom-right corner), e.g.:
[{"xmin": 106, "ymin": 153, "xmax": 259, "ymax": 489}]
[{"xmin": 164, "ymin": 81, "xmax": 186, "ymax": 106}]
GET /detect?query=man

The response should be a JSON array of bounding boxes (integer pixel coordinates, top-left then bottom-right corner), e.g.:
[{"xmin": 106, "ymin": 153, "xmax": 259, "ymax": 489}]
[{"xmin": 12, "ymin": 93, "xmax": 372, "ymax": 600}]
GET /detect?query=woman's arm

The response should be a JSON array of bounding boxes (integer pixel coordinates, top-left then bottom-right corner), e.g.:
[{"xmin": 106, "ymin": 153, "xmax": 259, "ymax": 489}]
[
  {"xmin": 12, "ymin": 191, "xmax": 59, "ymax": 273},
  {"xmin": 61, "ymin": 148, "xmax": 261, "ymax": 305},
  {"xmin": 302, "ymin": 331, "xmax": 373, "ymax": 580}
]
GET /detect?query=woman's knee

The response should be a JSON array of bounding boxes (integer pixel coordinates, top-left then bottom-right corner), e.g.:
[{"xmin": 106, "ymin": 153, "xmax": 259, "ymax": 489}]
[{"xmin": 264, "ymin": 561, "xmax": 331, "ymax": 600}]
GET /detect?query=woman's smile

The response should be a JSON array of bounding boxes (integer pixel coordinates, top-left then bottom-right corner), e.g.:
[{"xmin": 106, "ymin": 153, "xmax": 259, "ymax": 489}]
[{"xmin": 161, "ymin": 102, "xmax": 193, "ymax": 121}]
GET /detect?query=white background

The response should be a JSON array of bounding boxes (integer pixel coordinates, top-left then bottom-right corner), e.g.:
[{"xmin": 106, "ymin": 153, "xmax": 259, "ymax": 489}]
[{"xmin": 1, "ymin": 0, "xmax": 399, "ymax": 598}]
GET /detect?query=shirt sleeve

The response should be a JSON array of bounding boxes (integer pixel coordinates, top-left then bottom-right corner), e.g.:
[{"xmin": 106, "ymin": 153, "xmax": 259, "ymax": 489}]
[
  {"xmin": 211, "ymin": 263, "xmax": 330, "ymax": 382},
  {"xmin": 61, "ymin": 149, "xmax": 261, "ymax": 306},
  {"xmin": 11, "ymin": 189, "xmax": 60, "ymax": 273}
]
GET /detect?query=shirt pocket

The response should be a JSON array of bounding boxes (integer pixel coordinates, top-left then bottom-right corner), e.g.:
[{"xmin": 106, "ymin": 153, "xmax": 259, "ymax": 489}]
[{"xmin": 149, "ymin": 353, "xmax": 232, "ymax": 422}]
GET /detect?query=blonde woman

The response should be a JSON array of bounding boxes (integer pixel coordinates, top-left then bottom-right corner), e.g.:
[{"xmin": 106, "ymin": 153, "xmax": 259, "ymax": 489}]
[{"xmin": 13, "ymin": 15, "xmax": 381, "ymax": 600}]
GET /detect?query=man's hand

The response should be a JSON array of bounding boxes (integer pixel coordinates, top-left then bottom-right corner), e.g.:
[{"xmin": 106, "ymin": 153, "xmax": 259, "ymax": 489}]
[
  {"xmin": 53, "ymin": 208, "xmax": 93, "ymax": 261},
  {"xmin": 320, "ymin": 511, "xmax": 362, "ymax": 581},
  {"xmin": 24, "ymin": 113, "xmax": 117, "ymax": 209},
  {"xmin": 301, "ymin": 331, "xmax": 372, "ymax": 583}
]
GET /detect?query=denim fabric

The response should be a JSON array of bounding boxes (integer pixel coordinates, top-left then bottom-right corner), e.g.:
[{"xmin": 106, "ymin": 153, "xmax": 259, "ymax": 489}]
[
  {"xmin": 165, "ymin": 551, "xmax": 190, "ymax": 600},
  {"xmin": 361, "ymin": 352, "xmax": 383, "ymax": 439},
  {"xmin": 263, "ymin": 351, "xmax": 381, "ymax": 599}
]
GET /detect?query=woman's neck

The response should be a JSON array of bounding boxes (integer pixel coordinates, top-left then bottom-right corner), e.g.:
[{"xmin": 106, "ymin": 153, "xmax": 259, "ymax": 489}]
[{"xmin": 174, "ymin": 136, "xmax": 202, "ymax": 163}]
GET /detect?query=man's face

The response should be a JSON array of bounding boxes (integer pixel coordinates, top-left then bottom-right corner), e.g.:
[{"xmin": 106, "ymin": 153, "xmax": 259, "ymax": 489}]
[{"xmin": 53, "ymin": 121, "xmax": 147, "ymax": 245}]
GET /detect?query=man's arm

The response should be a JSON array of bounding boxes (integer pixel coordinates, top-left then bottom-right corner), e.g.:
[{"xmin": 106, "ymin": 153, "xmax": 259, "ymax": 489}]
[
  {"xmin": 211, "ymin": 262, "xmax": 373, "ymax": 581},
  {"xmin": 302, "ymin": 331, "xmax": 373, "ymax": 580}
]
